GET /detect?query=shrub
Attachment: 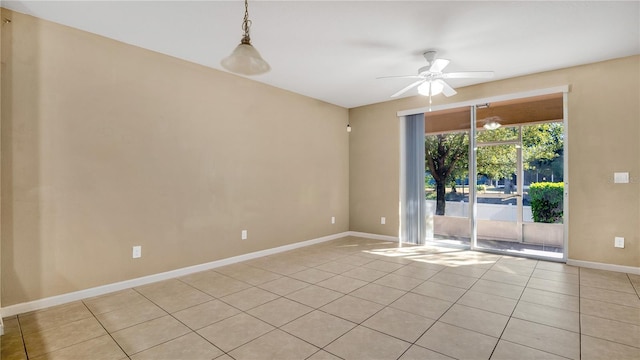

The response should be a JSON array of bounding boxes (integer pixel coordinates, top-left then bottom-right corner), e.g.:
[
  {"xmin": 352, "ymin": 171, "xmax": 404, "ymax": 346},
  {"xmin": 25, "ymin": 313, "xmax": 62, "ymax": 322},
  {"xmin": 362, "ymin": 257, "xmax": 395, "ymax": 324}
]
[
  {"xmin": 476, "ymin": 185, "xmax": 486, "ymax": 193},
  {"xmin": 529, "ymin": 182, "xmax": 563, "ymax": 223}
]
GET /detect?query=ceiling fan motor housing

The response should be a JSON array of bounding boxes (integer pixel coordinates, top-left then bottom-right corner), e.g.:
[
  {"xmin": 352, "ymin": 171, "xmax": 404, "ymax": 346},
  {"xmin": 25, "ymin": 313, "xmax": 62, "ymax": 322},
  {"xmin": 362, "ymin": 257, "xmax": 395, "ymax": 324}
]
[
  {"xmin": 423, "ymin": 50, "xmax": 438, "ymax": 64},
  {"xmin": 418, "ymin": 65, "xmax": 437, "ymax": 76}
]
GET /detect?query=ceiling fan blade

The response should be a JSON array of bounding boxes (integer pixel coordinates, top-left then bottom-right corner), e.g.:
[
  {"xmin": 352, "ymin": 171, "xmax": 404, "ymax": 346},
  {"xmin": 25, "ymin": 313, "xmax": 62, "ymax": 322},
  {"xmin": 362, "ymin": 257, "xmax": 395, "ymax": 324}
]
[
  {"xmin": 429, "ymin": 59, "xmax": 450, "ymax": 73},
  {"xmin": 439, "ymin": 80, "xmax": 457, "ymax": 97},
  {"xmin": 391, "ymin": 80, "xmax": 424, "ymax": 98},
  {"xmin": 441, "ymin": 71, "xmax": 494, "ymax": 79},
  {"xmin": 376, "ymin": 75, "xmax": 423, "ymax": 80}
]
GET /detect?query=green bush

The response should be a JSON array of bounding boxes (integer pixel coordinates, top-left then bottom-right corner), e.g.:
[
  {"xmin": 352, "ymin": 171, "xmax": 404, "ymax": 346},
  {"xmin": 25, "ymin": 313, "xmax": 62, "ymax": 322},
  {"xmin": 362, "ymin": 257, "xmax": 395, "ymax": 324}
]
[
  {"xmin": 476, "ymin": 185, "xmax": 486, "ymax": 193},
  {"xmin": 529, "ymin": 182, "xmax": 563, "ymax": 223}
]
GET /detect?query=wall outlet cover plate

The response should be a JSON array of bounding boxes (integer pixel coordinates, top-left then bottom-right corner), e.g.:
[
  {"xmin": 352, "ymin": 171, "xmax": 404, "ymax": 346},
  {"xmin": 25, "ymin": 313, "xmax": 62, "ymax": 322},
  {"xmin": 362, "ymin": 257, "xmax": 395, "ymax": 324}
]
[
  {"xmin": 132, "ymin": 246, "xmax": 142, "ymax": 258},
  {"xmin": 614, "ymin": 172, "xmax": 629, "ymax": 184}
]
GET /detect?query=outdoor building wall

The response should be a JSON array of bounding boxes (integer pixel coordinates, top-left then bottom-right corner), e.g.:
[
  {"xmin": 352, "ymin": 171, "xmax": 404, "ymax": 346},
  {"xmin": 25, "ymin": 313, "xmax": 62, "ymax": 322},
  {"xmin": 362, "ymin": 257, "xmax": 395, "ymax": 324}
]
[
  {"xmin": 349, "ymin": 55, "xmax": 640, "ymax": 268},
  {"xmin": 0, "ymin": 9, "xmax": 349, "ymax": 306}
]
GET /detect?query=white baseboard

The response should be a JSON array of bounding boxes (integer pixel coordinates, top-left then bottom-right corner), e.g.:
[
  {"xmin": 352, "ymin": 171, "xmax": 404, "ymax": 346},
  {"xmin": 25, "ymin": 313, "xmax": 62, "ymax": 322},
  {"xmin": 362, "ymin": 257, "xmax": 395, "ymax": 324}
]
[
  {"xmin": 567, "ymin": 259, "xmax": 640, "ymax": 275},
  {"xmin": 353, "ymin": 232, "xmax": 640, "ymax": 276},
  {"xmin": 8, "ymin": 231, "xmax": 635, "ymax": 318},
  {"xmin": 353, "ymin": 232, "xmax": 640, "ymax": 275},
  {"xmin": 0, "ymin": 231, "xmax": 351, "ymax": 318},
  {"xmin": 347, "ymin": 231, "xmax": 400, "ymax": 242}
]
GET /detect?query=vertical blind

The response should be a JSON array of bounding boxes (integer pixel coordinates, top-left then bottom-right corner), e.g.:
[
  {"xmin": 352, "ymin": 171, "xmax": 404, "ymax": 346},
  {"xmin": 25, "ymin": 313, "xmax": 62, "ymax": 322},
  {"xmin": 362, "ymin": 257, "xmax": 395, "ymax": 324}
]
[{"xmin": 400, "ymin": 114, "xmax": 425, "ymax": 245}]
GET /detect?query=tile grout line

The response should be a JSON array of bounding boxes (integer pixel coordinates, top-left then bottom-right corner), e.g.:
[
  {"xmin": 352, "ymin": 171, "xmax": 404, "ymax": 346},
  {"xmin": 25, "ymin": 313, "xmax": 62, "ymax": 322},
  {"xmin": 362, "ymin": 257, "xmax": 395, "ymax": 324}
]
[
  {"xmin": 292, "ymin": 259, "xmax": 435, "ymax": 359},
  {"xmin": 16, "ymin": 314, "xmax": 30, "ymax": 360},
  {"xmin": 434, "ymin": 255, "xmax": 511, "ymax": 360},
  {"xmin": 494, "ymin": 262, "xmax": 639, "ymax": 354},
  {"xmin": 393, "ymin": 255, "xmax": 488, "ymax": 359},
  {"xmin": 22, "ymin": 302, "xmax": 128, "ymax": 359},
  {"xmin": 628, "ymin": 273, "xmax": 640, "ymax": 298},
  {"xmin": 163, "ymin": 306, "xmax": 229, "ymax": 359},
  {"xmin": 261, "ymin": 269, "xmax": 372, "ymax": 360},
  {"xmin": 528, "ymin": 260, "xmax": 582, "ymax": 355},
  {"xmin": 482, "ymin": 253, "xmax": 515, "ymax": 360},
  {"xmin": 485, "ymin": 257, "xmax": 565, "ymax": 360},
  {"xmin": 81, "ymin": 300, "xmax": 133, "ymax": 360},
  {"xmin": 578, "ymin": 266, "xmax": 582, "ymax": 359},
  {"xmin": 392, "ymin": 252, "xmax": 532, "ymax": 358},
  {"xmin": 123, "ymin": 288, "xmax": 192, "ymax": 358},
  {"xmin": 168, "ymin": 264, "xmax": 351, "ymax": 358},
  {"xmin": 134, "ymin": 247, "xmax": 383, "ymax": 358},
  {"xmin": 126, "ymin": 286, "xmax": 234, "ymax": 359},
  {"xmin": 515, "ymin": 260, "xmax": 582, "ymax": 358}
]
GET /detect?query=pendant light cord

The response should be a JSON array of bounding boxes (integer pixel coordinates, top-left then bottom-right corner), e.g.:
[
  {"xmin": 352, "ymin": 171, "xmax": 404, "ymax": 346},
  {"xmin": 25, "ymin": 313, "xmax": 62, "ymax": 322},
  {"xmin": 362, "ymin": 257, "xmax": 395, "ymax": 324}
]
[
  {"xmin": 241, "ymin": 0, "xmax": 252, "ymax": 44},
  {"xmin": 221, "ymin": 0, "xmax": 270, "ymax": 75}
]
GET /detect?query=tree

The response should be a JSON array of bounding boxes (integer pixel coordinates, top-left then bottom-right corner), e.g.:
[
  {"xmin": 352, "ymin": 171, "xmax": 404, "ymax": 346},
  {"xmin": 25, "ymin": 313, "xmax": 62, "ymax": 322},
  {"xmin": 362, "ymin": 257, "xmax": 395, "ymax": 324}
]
[
  {"xmin": 425, "ymin": 123, "xmax": 563, "ymax": 215},
  {"xmin": 475, "ymin": 123, "xmax": 564, "ymax": 191},
  {"xmin": 523, "ymin": 123, "xmax": 564, "ymax": 181},
  {"xmin": 425, "ymin": 133, "xmax": 468, "ymax": 215},
  {"xmin": 476, "ymin": 143, "xmax": 517, "ymax": 188}
]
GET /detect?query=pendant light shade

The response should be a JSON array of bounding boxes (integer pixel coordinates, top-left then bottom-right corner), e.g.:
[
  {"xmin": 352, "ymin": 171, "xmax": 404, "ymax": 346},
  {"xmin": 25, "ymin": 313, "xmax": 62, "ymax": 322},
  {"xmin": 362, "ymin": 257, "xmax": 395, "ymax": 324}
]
[
  {"xmin": 221, "ymin": 43, "xmax": 270, "ymax": 75},
  {"xmin": 221, "ymin": 0, "xmax": 270, "ymax": 76}
]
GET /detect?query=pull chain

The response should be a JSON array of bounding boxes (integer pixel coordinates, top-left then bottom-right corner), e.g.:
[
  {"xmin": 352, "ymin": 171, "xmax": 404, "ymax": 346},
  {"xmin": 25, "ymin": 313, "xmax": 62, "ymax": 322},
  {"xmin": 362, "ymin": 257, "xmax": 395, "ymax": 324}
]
[{"xmin": 428, "ymin": 81, "xmax": 433, "ymax": 112}]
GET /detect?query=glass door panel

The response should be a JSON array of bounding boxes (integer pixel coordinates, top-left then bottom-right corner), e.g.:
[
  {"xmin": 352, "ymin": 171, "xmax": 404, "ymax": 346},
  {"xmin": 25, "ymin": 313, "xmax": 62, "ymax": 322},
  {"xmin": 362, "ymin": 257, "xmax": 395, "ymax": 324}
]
[
  {"xmin": 475, "ymin": 143, "xmax": 523, "ymax": 251},
  {"xmin": 424, "ymin": 131, "xmax": 471, "ymax": 247},
  {"xmin": 472, "ymin": 121, "xmax": 565, "ymax": 260},
  {"xmin": 520, "ymin": 122, "xmax": 565, "ymax": 259}
]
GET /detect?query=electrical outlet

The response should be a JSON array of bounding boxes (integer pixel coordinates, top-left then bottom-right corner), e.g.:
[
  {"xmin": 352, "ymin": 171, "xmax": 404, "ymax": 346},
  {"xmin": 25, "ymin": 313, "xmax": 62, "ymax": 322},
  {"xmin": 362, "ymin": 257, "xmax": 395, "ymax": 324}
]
[
  {"xmin": 331, "ymin": 216, "xmax": 336, "ymax": 224},
  {"xmin": 241, "ymin": 230, "xmax": 248, "ymax": 240},
  {"xmin": 132, "ymin": 246, "xmax": 142, "ymax": 258},
  {"xmin": 381, "ymin": 217, "xmax": 386, "ymax": 225},
  {"xmin": 614, "ymin": 237, "xmax": 625, "ymax": 248},
  {"xmin": 614, "ymin": 172, "xmax": 629, "ymax": 184}
]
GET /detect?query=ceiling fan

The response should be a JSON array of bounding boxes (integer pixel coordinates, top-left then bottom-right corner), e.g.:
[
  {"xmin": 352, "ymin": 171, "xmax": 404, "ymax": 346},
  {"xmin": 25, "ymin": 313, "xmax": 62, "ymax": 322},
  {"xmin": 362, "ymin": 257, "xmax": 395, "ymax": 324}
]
[{"xmin": 380, "ymin": 50, "xmax": 494, "ymax": 99}]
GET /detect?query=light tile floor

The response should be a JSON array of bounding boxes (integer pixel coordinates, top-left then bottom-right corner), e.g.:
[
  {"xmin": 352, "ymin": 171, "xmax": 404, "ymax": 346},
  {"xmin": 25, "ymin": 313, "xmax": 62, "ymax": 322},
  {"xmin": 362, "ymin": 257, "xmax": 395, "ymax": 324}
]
[{"xmin": 2, "ymin": 236, "xmax": 639, "ymax": 359}]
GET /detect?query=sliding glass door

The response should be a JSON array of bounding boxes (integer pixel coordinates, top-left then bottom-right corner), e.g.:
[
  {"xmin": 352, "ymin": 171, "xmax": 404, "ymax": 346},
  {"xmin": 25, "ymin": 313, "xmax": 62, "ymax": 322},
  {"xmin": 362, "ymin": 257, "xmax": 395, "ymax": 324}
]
[{"xmin": 424, "ymin": 92, "xmax": 566, "ymax": 261}]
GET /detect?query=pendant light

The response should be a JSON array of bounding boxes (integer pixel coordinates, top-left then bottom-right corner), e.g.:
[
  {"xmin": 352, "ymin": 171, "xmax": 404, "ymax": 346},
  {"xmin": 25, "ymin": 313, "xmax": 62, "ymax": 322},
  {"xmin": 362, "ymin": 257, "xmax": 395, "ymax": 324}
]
[
  {"xmin": 221, "ymin": 0, "xmax": 270, "ymax": 76},
  {"xmin": 477, "ymin": 103, "xmax": 502, "ymax": 130},
  {"xmin": 483, "ymin": 116, "xmax": 502, "ymax": 130}
]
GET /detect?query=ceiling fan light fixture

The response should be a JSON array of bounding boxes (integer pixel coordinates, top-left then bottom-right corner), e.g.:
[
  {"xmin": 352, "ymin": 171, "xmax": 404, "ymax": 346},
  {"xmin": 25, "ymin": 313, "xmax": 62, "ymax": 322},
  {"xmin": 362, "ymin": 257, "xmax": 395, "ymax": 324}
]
[
  {"xmin": 221, "ymin": 0, "xmax": 270, "ymax": 76},
  {"xmin": 381, "ymin": 50, "xmax": 493, "ymax": 100},
  {"xmin": 417, "ymin": 80, "xmax": 444, "ymax": 96},
  {"xmin": 483, "ymin": 116, "xmax": 502, "ymax": 130}
]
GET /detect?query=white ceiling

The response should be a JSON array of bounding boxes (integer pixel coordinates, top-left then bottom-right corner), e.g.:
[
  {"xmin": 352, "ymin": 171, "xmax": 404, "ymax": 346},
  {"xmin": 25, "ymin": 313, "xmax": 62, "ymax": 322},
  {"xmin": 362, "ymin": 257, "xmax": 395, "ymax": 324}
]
[{"xmin": 3, "ymin": 1, "xmax": 639, "ymax": 108}]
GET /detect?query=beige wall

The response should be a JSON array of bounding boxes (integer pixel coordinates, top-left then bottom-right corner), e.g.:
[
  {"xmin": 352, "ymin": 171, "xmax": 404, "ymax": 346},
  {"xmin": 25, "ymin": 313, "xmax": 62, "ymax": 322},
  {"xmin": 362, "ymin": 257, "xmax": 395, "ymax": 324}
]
[
  {"xmin": 350, "ymin": 56, "xmax": 640, "ymax": 268},
  {"xmin": 0, "ymin": 10, "xmax": 349, "ymax": 306}
]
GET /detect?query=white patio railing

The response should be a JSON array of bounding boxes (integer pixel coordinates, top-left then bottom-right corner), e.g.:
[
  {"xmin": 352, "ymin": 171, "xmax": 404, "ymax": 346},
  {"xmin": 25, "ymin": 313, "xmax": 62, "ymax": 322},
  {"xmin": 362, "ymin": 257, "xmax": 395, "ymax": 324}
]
[{"xmin": 426, "ymin": 200, "xmax": 534, "ymax": 222}]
